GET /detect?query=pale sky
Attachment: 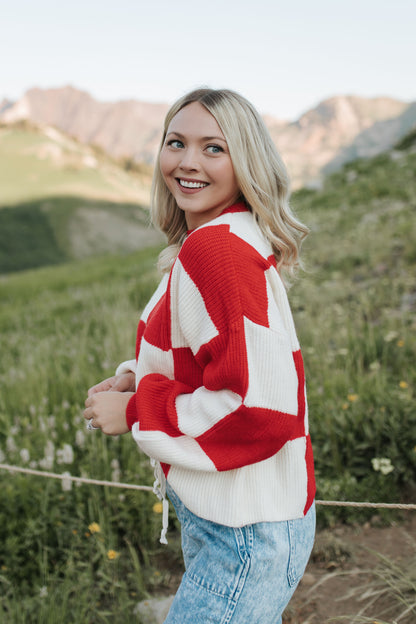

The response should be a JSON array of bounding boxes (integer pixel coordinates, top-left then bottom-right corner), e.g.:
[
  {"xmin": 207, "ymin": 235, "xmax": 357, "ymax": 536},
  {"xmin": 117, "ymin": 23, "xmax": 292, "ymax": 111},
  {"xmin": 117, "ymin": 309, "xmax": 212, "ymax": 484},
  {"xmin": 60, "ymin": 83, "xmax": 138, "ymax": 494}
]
[{"xmin": 1, "ymin": 0, "xmax": 415, "ymax": 120}]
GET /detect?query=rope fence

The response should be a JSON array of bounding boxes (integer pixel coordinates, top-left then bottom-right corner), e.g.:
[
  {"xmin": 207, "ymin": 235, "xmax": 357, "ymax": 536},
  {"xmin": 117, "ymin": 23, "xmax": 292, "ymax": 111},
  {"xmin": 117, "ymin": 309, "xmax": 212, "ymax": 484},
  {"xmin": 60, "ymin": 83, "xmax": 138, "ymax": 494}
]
[{"xmin": 1, "ymin": 462, "xmax": 415, "ymax": 510}]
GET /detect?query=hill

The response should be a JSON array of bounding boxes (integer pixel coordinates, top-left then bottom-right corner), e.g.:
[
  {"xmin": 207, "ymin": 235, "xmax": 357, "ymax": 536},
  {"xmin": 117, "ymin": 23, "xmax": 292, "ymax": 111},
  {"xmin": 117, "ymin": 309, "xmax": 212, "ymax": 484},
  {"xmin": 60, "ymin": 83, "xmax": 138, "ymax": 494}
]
[
  {"xmin": 0, "ymin": 122, "xmax": 163, "ymax": 272},
  {"xmin": 2, "ymin": 86, "xmax": 415, "ymax": 188}
]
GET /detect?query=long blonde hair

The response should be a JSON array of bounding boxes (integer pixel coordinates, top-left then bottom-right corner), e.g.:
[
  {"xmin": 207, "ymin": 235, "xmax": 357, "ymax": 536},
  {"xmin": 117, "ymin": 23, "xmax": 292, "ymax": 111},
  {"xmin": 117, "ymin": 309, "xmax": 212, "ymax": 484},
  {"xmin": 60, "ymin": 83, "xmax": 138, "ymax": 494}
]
[{"xmin": 151, "ymin": 88, "xmax": 308, "ymax": 277}]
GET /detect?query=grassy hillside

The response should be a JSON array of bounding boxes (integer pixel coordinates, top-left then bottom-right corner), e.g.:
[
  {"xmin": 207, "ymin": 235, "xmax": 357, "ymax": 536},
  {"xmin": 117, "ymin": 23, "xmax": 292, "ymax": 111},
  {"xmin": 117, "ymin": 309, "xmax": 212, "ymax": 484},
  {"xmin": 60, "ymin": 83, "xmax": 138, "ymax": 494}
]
[
  {"xmin": 0, "ymin": 123, "xmax": 162, "ymax": 273},
  {"xmin": 290, "ymin": 134, "xmax": 416, "ymax": 514},
  {"xmin": 0, "ymin": 135, "xmax": 414, "ymax": 621},
  {"xmin": 0, "ymin": 122, "xmax": 152, "ymax": 205}
]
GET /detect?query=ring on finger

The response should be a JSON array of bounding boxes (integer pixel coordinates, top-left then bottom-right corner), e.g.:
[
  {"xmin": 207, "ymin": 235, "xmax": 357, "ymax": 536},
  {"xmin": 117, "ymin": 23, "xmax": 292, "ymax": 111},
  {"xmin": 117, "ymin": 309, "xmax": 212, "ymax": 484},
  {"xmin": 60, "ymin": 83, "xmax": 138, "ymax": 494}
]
[{"xmin": 86, "ymin": 419, "xmax": 100, "ymax": 431}]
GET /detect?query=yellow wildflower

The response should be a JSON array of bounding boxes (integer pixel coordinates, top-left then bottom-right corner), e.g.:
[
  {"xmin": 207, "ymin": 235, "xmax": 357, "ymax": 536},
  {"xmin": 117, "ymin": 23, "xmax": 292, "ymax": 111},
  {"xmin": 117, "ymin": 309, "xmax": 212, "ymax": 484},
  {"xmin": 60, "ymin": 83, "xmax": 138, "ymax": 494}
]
[
  {"xmin": 88, "ymin": 522, "xmax": 101, "ymax": 534},
  {"xmin": 399, "ymin": 381, "xmax": 408, "ymax": 389},
  {"xmin": 342, "ymin": 403, "xmax": 349, "ymax": 410},
  {"xmin": 347, "ymin": 394, "xmax": 359, "ymax": 402},
  {"xmin": 107, "ymin": 550, "xmax": 119, "ymax": 560},
  {"xmin": 397, "ymin": 339, "xmax": 404, "ymax": 347},
  {"xmin": 153, "ymin": 502, "xmax": 164, "ymax": 514}
]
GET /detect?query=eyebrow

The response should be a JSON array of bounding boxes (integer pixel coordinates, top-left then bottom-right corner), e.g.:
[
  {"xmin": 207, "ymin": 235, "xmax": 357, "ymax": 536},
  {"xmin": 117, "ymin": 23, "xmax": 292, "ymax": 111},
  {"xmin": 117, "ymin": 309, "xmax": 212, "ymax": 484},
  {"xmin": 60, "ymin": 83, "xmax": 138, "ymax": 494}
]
[{"xmin": 166, "ymin": 131, "xmax": 227, "ymax": 143}]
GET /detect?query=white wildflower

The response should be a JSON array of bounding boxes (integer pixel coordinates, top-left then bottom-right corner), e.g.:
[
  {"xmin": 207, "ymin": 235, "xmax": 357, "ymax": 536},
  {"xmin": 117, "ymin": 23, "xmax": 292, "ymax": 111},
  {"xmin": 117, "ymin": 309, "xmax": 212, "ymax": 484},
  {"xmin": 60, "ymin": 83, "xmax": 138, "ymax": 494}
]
[
  {"xmin": 20, "ymin": 448, "xmax": 30, "ymax": 463},
  {"xmin": 39, "ymin": 586, "xmax": 48, "ymax": 598},
  {"xmin": 61, "ymin": 400, "xmax": 70, "ymax": 410},
  {"xmin": 75, "ymin": 430, "xmax": 85, "ymax": 448},
  {"xmin": 29, "ymin": 405, "xmax": 37, "ymax": 417},
  {"xmin": 111, "ymin": 459, "xmax": 121, "ymax": 482},
  {"xmin": 371, "ymin": 457, "xmax": 394, "ymax": 475},
  {"xmin": 56, "ymin": 443, "xmax": 74, "ymax": 464},
  {"xmin": 39, "ymin": 440, "xmax": 55, "ymax": 469},
  {"xmin": 61, "ymin": 472, "xmax": 72, "ymax": 491},
  {"xmin": 10, "ymin": 426, "xmax": 19, "ymax": 436},
  {"xmin": 6, "ymin": 436, "xmax": 17, "ymax": 453},
  {"xmin": 384, "ymin": 330, "xmax": 398, "ymax": 343}
]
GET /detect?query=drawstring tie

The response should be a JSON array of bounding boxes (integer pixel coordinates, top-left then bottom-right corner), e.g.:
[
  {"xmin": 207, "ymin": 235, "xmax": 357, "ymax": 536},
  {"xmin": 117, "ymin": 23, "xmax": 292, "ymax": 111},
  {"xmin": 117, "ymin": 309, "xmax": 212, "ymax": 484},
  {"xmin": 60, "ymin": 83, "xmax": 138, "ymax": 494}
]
[{"xmin": 150, "ymin": 459, "xmax": 169, "ymax": 545}]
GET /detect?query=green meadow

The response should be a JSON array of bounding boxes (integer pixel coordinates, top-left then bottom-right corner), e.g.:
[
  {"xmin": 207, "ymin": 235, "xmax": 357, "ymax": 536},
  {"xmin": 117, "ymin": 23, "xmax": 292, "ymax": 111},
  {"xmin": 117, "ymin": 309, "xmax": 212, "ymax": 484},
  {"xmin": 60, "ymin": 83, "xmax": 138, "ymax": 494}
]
[{"xmin": 0, "ymin": 132, "xmax": 415, "ymax": 622}]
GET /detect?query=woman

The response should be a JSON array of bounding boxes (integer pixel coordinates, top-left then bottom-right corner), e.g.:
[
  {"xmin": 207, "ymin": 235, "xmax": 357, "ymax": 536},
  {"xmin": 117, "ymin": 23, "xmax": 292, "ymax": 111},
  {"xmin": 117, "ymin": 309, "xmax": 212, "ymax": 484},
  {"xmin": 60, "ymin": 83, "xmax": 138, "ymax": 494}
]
[{"xmin": 84, "ymin": 88, "xmax": 316, "ymax": 623}]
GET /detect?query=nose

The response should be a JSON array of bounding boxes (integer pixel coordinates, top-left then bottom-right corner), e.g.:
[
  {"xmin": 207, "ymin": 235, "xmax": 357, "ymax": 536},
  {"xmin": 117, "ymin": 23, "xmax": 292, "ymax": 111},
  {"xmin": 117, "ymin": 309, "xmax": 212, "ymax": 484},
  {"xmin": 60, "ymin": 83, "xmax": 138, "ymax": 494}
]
[{"xmin": 179, "ymin": 146, "xmax": 200, "ymax": 171}]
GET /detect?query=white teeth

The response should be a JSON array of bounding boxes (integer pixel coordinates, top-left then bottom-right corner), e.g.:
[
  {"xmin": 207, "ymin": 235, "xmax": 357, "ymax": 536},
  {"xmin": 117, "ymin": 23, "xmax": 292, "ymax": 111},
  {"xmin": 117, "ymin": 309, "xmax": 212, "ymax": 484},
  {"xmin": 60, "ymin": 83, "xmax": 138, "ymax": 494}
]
[{"xmin": 179, "ymin": 179, "xmax": 208, "ymax": 189}]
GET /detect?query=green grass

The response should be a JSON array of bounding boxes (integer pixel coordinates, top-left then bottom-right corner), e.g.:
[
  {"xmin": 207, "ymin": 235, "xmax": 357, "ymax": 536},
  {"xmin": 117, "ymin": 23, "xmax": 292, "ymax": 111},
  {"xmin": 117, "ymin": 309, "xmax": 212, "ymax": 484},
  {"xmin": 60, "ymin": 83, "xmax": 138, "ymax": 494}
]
[{"xmin": 0, "ymin": 135, "xmax": 415, "ymax": 621}]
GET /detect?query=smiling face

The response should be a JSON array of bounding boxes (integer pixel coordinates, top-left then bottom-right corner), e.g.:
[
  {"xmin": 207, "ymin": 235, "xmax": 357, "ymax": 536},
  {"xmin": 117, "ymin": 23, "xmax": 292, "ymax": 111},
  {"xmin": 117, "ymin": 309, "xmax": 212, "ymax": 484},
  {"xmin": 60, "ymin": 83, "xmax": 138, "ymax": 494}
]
[{"xmin": 159, "ymin": 101, "xmax": 240, "ymax": 229}]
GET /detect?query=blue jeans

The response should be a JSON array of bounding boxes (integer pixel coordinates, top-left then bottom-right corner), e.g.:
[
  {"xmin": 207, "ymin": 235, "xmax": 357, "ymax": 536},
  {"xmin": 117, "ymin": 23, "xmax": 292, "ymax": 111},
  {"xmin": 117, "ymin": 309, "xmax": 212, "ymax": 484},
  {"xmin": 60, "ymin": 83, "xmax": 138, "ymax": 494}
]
[{"xmin": 165, "ymin": 482, "xmax": 315, "ymax": 624}]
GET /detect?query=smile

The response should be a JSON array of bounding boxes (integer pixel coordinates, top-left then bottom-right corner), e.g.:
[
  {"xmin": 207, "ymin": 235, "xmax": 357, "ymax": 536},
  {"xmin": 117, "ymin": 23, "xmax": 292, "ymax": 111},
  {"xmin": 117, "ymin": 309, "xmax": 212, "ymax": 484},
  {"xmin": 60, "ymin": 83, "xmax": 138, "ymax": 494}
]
[{"xmin": 178, "ymin": 179, "xmax": 208, "ymax": 189}]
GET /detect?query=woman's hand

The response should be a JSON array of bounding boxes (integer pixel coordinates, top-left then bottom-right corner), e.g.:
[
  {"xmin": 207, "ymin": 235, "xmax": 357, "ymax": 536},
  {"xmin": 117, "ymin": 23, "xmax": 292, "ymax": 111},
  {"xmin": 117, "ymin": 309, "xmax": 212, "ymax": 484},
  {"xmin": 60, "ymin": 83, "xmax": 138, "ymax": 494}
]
[
  {"xmin": 84, "ymin": 391, "xmax": 134, "ymax": 435},
  {"xmin": 87, "ymin": 372, "xmax": 136, "ymax": 396}
]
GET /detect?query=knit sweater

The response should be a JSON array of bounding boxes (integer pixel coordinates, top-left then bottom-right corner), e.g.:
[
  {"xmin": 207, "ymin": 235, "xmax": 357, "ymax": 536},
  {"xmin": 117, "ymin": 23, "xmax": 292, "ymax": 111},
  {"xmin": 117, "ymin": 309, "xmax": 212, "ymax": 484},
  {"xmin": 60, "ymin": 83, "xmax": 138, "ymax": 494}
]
[{"xmin": 118, "ymin": 203, "xmax": 315, "ymax": 527}]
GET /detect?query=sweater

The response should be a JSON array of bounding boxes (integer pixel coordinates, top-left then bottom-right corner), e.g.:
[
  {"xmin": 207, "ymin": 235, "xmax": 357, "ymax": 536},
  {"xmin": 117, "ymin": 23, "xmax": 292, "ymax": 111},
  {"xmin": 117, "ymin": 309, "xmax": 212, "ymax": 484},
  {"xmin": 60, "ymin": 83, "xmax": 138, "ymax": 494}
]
[{"xmin": 118, "ymin": 203, "xmax": 315, "ymax": 527}]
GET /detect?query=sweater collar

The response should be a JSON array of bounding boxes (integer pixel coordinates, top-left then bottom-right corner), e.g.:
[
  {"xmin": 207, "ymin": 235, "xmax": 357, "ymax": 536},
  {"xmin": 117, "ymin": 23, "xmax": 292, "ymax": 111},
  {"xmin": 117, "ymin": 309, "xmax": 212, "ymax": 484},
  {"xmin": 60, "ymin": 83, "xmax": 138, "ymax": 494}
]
[{"xmin": 186, "ymin": 202, "xmax": 250, "ymax": 235}]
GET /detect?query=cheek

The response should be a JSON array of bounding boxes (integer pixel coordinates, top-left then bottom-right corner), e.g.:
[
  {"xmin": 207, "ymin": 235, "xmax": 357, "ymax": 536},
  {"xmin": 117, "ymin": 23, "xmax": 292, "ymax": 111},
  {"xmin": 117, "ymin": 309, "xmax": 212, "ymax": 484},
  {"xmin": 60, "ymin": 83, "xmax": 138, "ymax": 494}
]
[{"xmin": 159, "ymin": 150, "xmax": 173, "ymax": 183}]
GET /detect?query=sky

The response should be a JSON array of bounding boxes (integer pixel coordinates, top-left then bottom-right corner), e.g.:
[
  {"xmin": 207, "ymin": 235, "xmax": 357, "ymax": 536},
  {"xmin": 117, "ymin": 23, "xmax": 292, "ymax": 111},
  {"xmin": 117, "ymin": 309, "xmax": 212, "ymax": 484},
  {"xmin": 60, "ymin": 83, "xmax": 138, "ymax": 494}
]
[{"xmin": 1, "ymin": 0, "xmax": 415, "ymax": 120}]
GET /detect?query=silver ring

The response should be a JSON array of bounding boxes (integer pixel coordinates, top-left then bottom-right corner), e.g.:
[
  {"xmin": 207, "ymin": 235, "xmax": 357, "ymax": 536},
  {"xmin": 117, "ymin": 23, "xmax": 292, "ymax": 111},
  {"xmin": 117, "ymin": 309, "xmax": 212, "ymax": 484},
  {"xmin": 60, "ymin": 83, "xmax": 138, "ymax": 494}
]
[{"xmin": 86, "ymin": 419, "xmax": 99, "ymax": 431}]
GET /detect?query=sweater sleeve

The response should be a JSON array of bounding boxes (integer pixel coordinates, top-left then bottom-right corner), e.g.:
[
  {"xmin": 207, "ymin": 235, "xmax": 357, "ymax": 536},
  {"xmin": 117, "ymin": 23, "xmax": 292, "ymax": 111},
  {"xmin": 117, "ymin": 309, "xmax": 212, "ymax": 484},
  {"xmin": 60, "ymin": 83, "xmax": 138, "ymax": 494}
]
[{"xmin": 127, "ymin": 224, "xmax": 305, "ymax": 472}]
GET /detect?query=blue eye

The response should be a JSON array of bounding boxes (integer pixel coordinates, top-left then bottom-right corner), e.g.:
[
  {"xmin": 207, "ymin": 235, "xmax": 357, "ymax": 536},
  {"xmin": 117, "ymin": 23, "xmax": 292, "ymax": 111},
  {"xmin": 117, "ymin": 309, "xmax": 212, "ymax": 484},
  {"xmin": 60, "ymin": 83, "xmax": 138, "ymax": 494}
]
[
  {"xmin": 206, "ymin": 145, "xmax": 223, "ymax": 154},
  {"xmin": 167, "ymin": 139, "xmax": 184, "ymax": 148}
]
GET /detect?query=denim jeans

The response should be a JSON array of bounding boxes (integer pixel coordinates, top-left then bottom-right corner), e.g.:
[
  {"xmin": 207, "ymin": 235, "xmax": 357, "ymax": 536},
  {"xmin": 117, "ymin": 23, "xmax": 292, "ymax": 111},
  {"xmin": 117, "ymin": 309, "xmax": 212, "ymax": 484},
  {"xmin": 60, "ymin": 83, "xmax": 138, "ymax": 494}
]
[{"xmin": 165, "ymin": 482, "xmax": 315, "ymax": 624}]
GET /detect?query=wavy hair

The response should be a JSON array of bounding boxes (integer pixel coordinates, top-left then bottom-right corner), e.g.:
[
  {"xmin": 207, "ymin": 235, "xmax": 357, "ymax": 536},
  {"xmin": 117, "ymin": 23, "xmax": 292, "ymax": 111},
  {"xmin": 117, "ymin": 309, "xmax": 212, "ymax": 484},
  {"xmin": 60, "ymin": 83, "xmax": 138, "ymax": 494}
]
[{"xmin": 151, "ymin": 88, "xmax": 308, "ymax": 278}]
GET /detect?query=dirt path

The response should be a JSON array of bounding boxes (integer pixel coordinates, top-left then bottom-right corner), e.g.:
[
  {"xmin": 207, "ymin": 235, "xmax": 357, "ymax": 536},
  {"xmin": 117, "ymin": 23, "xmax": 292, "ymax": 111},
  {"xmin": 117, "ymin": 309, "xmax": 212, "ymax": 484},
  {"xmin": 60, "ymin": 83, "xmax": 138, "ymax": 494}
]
[{"xmin": 284, "ymin": 513, "xmax": 416, "ymax": 623}]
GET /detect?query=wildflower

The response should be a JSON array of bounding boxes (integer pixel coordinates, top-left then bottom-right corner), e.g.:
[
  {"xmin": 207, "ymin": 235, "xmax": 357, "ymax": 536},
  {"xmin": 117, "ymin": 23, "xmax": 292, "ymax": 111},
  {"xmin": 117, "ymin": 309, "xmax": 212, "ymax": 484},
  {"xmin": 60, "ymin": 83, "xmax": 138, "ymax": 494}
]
[
  {"xmin": 88, "ymin": 522, "xmax": 101, "ymax": 534},
  {"xmin": 153, "ymin": 502, "xmax": 164, "ymax": 514},
  {"xmin": 39, "ymin": 586, "xmax": 48, "ymax": 598},
  {"xmin": 341, "ymin": 403, "xmax": 349, "ymax": 410},
  {"xmin": 43, "ymin": 440, "xmax": 55, "ymax": 466},
  {"xmin": 337, "ymin": 348, "xmax": 348, "ymax": 356},
  {"xmin": 347, "ymin": 394, "xmax": 359, "ymax": 402},
  {"xmin": 111, "ymin": 459, "xmax": 121, "ymax": 482},
  {"xmin": 397, "ymin": 339, "xmax": 404, "ymax": 347},
  {"xmin": 6, "ymin": 436, "xmax": 17, "ymax": 453},
  {"xmin": 107, "ymin": 550, "xmax": 119, "ymax": 560},
  {"xmin": 399, "ymin": 380, "xmax": 408, "ymax": 389},
  {"xmin": 20, "ymin": 448, "xmax": 30, "ymax": 463},
  {"xmin": 61, "ymin": 472, "xmax": 73, "ymax": 491},
  {"xmin": 384, "ymin": 330, "xmax": 398, "ymax": 342},
  {"xmin": 371, "ymin": 457, "xmax": 394, "ymax": 475},
  {"xmin": 369, "ymin": 360, "xmax": 380, "ymax": 371},
  {"xmin": 75, "ymin": 430, "xmax": 85, "ymax": 448},
  {"xmin": 56, "ymin": 443, "xmax": 74, "ymax": 464}
]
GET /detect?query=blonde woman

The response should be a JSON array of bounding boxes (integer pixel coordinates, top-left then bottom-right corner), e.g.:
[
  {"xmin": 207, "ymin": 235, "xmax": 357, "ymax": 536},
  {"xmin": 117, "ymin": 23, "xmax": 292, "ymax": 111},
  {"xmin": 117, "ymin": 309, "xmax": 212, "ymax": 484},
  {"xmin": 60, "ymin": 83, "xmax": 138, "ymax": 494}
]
[{"xmin": 85, "ymin": 88, "xmax": 316, "ymax": 623}]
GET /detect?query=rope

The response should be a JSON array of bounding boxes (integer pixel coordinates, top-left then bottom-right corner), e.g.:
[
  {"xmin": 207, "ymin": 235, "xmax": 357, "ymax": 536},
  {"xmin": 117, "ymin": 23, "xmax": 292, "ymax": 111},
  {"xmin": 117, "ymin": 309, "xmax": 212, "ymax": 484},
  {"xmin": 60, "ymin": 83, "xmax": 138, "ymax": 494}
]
[
  {"xmin": 315, "ymin": 499, "xmax": 416, "ymax": 510},
  {"xmin": 0, "ymin": 463, "xmax": 415, "ymax": 510},
  {"xmin": 0, "ymin": 463, "xmax": 153, "ymax": 491}
]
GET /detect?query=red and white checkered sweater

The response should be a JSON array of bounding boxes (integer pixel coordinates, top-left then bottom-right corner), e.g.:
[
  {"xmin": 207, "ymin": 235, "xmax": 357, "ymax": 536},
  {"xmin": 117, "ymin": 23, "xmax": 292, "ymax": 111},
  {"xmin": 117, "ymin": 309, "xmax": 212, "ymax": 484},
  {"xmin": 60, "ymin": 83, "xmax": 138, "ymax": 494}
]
[{"xmin": 118, "ymin": 203, "xmax": 315, "ymax": 527}]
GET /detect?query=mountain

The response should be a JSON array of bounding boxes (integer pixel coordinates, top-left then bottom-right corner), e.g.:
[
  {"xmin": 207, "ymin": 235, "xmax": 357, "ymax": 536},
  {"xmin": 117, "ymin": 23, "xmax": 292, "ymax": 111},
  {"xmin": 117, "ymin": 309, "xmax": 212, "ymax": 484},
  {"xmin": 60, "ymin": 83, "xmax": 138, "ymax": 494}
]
[
  {"xmin": 270, "ymin": 95, "xmax": 413, "ymax": 187},
  {"xmin": 1, "ymin": 87, "xmax": 416, "ymax": 188},
  {"xmin": 1, "ymin": 86, "xmax": 169, "ymax": 164}
]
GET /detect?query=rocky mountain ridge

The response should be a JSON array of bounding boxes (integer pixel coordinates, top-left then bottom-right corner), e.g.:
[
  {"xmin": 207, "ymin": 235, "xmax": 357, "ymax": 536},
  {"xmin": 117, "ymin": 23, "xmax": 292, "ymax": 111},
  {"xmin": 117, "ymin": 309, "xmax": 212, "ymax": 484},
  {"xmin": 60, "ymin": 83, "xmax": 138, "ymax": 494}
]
[{"xmin": 2, "ymin": 86, "xmax": 415, "ymax": 188}]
